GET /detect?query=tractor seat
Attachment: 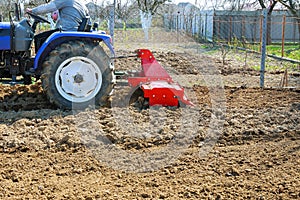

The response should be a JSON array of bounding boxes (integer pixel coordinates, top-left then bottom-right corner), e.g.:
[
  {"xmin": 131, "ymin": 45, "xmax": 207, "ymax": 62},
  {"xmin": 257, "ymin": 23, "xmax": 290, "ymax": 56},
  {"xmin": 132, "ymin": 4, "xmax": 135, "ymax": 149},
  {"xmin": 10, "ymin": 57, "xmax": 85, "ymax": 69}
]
[{"xmin": 78, "ymin": 17, "xmax": 91, "ymax": 32}]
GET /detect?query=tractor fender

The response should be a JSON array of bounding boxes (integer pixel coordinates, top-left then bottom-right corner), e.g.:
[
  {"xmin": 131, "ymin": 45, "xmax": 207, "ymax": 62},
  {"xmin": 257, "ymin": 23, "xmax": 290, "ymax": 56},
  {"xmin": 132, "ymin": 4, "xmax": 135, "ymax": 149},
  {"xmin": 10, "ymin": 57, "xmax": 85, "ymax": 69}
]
[{"xmin": 33, "ymin": 31, "xmax": 114, "ymax": 70}]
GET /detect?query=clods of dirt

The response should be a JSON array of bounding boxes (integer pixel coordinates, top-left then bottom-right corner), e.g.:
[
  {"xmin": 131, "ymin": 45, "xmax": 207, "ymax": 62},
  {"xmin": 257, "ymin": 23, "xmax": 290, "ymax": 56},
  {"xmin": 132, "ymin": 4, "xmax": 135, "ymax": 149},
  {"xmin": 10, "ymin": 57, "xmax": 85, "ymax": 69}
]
[{"xmin": 0, "ymin": 48, "xmax": 299, "ymax": 199}]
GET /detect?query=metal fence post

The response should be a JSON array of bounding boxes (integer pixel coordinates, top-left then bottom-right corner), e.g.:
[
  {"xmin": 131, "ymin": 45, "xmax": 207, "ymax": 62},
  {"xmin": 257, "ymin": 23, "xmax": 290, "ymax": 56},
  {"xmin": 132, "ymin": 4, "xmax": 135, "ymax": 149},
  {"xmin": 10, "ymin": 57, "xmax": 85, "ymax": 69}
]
[
  {"xmin": 229, "ymin": 16, "xmax": 232, "ymax": 42},
  {"xmin": 199, "ymin": 13, "xmax": 201, "ymax": 39},
  {"xmin": 205, "ymin": 13, "xmax": 207, "ymax": 40},
  {"xmin": 108, "ymin": 3, "xmax": 115, "ymax": 45},
  {"xmin": 281, "ymin": 15, "xmax": 286, "ymax": 57},
  {"xmin": 259, "ymin": 14, "xmax": 263, "ymax": 52},
  {"xmin": 176, "ymin": 14, "xmax": 178, "ymax": 31},
  {"xmin": 260, "ymin": 9, "xmax": 268, "ymax": 88}
]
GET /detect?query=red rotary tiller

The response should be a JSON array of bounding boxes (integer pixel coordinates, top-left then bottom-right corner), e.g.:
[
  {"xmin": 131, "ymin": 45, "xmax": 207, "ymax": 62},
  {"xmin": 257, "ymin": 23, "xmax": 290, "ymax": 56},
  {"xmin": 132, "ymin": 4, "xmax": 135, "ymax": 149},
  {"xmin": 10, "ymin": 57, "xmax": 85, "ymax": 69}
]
[{"xmin": 121, "ymin": 49, "xmax": 193, "ymax": 107}]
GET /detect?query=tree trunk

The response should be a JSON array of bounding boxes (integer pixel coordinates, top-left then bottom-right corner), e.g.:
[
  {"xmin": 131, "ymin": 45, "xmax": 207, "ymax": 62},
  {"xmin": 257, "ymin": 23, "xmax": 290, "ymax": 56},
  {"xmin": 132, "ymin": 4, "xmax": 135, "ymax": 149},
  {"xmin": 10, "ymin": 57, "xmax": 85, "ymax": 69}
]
[
  {"xmin": 140, "ymin": 11, "xmax": 153, "ymax": 42},
  {"xmin": 123, "ymin": 20, "xmax": 127, "ymax": 31}
]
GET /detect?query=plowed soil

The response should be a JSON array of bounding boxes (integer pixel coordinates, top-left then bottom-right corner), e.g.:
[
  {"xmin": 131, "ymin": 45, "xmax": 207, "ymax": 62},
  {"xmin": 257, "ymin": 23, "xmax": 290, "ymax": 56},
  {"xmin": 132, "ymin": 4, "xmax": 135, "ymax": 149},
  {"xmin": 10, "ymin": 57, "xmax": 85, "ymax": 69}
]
[{"xmin": 0, "ymin": 29, "xmax": 299, "ymax": 199}]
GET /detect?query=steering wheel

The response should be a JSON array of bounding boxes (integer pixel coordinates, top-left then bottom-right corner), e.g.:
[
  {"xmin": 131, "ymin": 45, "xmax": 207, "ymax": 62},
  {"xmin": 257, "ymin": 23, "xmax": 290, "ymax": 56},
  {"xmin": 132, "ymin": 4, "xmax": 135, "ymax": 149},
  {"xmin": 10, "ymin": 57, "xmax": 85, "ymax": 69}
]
[{"xmin": 26, "ymin": 12, "xmax": 50, "ymax": 24}]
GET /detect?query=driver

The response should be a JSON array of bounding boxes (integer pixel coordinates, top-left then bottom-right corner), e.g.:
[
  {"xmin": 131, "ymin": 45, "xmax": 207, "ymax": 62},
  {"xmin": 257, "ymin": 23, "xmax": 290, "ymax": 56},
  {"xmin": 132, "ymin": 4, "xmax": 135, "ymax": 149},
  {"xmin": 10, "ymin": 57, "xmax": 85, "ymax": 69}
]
[{"xmin": 26, "ymin": 0, "xmax": 89, "ymax": 31}]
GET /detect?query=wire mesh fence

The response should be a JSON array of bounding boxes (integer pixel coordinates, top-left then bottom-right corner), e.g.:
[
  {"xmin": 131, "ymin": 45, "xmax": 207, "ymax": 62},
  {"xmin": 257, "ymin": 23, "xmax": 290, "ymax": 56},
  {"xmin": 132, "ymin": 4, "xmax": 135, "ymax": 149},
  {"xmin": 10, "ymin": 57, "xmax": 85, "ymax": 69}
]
[{"xmin": 164, "ymin": 10, "xmax": 300, "ymax": 62}]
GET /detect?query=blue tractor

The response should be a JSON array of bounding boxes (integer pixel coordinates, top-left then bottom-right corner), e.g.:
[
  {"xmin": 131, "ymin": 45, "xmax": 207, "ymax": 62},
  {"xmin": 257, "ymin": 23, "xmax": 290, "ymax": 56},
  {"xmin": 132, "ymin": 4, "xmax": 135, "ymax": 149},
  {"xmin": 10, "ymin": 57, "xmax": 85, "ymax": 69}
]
[{"xmin": 0, "ymin": 3, "xmax": 115, "ymax": 109}]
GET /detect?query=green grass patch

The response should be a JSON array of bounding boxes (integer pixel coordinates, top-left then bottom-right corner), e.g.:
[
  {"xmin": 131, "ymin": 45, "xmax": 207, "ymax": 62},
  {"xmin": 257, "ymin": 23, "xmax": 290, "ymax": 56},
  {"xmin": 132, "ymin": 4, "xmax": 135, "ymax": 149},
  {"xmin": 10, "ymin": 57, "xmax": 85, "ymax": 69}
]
[
  {"xmin": 251, "ymin": 62, "xmax": 299, "ymax": 72},
  {"xmin": 251, "ymin": 64, "xmax": 283, "ymax": 71},
  {"xmin": 247, "ymin": 44, "xmax": 300, "ymax": 61},
  {"xmin": 266, "ymin": 45, "xmax": 300, "ymax": 60},
  {"xmin": 224, "ymin": 41, "xmax": 300, "ymax": 61}
]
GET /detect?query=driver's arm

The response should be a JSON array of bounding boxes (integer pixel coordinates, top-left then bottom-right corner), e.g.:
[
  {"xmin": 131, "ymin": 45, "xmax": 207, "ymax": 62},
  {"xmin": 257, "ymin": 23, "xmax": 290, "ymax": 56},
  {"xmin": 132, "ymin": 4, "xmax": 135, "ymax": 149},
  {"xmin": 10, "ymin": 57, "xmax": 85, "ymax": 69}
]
[{"xmin": 31, "ymin": 1, "xmax": 58, "ymax": 15}]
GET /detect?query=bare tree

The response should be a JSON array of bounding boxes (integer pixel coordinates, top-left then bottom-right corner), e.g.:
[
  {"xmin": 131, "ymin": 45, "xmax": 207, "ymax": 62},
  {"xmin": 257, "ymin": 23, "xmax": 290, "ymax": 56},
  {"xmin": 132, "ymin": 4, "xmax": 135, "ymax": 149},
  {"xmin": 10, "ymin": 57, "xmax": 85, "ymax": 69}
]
[
  {"xmin": 202, "ymin": 0, "xmax": 226, "ymax": 10},
  {"xmin": 115, "ymin": 0, "xmax": 138, "ymax": 30},
  {"xmin": 221, "ymin": 0, "xmax": 253, "ymax": 11},
  {"xmin": 0, "ymin": 0, "xmax": 14, "ymax": 21},
  {"xmin": 86, "ymin": 0, "xmax": 110, "ymax": 22},
  {"xmin": 137, "ymin": 0, "xmax": 171, "ymax": 15},
  {"xmin": 137, "ymin": 0, "xmax": 171, "ymax": 41}
]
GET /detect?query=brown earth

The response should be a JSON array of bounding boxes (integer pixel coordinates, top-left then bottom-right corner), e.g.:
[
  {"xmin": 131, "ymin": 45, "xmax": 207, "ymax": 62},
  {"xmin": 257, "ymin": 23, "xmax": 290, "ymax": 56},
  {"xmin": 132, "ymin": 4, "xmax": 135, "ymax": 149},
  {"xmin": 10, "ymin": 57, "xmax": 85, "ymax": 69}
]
[{"xmin": 0, "ymin": 29, "xmax": 299, "ymax": 199}]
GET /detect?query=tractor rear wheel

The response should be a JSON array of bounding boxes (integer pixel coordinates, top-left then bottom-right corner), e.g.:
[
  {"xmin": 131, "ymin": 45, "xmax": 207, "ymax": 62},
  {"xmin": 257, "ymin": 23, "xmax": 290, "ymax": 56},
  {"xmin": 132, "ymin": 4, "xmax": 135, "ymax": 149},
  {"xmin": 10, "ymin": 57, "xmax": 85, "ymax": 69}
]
[{"xmin": 41, "ymin": 40, "xmax": 113, "ymax": 109}]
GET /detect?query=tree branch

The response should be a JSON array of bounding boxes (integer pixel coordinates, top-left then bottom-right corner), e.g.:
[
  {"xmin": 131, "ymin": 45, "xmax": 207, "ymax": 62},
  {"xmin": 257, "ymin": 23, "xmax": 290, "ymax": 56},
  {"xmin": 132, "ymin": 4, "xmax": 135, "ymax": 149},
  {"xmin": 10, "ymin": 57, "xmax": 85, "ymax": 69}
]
[
  {"xmin": 277, "ymin": 0, "xmax": 299, "ymax": 16},
  {"xmin": 258, "ymin": 0, "xmax": 266, "ymax": 9}
]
